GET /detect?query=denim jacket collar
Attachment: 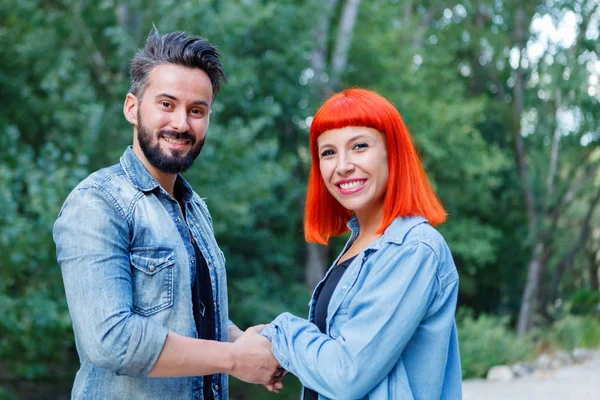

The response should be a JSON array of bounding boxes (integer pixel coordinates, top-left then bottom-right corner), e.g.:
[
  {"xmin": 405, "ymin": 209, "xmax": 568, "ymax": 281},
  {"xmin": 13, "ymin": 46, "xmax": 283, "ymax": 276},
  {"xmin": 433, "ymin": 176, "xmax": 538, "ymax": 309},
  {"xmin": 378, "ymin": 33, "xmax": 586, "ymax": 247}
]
[
  {"xmin": 120, "ymin": 146, "xmax": 195, "ymax": 202},
  {"xmin": 346, "ymin": 214, "xmax": 428, "ymax": 251}
]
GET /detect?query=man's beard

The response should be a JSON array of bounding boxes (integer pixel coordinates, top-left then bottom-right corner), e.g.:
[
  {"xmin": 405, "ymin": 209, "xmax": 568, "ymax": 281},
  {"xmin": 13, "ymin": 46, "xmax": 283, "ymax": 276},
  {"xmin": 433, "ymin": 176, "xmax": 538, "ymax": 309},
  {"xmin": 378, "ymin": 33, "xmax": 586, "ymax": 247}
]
[{"xmin": 137, "ymin": 114, "xmax": 204, "ymax": 174}]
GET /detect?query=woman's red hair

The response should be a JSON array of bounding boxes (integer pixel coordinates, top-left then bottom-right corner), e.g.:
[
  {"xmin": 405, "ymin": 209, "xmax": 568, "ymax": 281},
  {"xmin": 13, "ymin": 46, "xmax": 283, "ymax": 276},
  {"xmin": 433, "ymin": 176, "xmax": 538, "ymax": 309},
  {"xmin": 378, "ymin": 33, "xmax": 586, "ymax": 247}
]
[{"xmin": 305, "ymin": 88, "xmax": 447, "ymax": 244}]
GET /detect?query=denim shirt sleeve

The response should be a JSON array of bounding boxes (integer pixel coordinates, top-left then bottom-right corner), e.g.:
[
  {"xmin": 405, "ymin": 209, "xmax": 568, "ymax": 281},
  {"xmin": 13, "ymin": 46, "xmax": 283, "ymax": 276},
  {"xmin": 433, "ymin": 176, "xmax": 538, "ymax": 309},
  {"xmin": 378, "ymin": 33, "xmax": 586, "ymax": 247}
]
[
  {"xmin": 261, "ymin": 241, "xmax": 440, "ymax": 399},
  {"xmin": 53, "ymin": 187, "xmax": 169, "ymax": 377}
]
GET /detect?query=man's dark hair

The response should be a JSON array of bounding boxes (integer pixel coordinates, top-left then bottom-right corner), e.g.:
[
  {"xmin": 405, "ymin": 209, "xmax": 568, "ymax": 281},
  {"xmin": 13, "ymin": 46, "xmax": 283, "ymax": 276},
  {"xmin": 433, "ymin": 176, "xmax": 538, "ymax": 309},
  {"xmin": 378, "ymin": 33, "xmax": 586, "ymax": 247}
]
[{"xmin": 129, "ymin": 27, "xmax": 226, "ymax": 99}]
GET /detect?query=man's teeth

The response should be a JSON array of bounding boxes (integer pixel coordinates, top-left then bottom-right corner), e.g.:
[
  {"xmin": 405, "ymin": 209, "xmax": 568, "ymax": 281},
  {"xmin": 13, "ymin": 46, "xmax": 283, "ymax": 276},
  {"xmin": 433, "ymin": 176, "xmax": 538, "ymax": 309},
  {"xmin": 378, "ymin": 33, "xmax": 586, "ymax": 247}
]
[
  {"xmin": 339, "ymin": 180, "xmax": 366, "ymax": 190},
  {"xmin": 163, "ymin": 137, "xmax": 189, "ymax": 145}
]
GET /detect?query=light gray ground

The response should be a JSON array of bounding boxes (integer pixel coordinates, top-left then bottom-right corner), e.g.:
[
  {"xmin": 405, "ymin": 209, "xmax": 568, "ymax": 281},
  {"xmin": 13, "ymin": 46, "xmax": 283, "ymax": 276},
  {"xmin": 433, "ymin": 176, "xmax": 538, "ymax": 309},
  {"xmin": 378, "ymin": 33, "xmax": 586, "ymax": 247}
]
[{"xmin": 462, "ymin": 357, "xmax": 600, "ymax": 400}]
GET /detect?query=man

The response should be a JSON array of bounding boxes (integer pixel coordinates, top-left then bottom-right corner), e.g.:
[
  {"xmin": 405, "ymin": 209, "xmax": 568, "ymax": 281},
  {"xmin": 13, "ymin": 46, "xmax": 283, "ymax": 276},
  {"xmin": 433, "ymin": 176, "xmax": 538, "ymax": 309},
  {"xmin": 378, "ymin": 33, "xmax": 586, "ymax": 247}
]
[{"xmin": 53, "ymin": 29, "xmax": 280, "ymax": 399}]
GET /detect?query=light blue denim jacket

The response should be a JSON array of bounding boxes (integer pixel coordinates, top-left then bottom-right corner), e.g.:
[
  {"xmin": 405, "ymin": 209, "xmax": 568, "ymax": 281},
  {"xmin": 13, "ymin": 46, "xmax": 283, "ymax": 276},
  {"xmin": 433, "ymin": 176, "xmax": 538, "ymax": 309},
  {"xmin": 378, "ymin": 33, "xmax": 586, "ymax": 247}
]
[
  {"xmin": 53, "ymin": 147, "xmax": 229, "ymax": 400},
  {"xmin": 261, "ymin": 216, "xmax": 462, "ymax": 400}
]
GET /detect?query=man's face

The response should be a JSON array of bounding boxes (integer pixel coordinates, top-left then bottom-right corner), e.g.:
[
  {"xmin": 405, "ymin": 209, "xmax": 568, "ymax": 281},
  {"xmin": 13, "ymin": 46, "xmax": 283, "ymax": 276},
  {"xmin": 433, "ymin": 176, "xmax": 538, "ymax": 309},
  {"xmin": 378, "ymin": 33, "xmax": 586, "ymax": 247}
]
[{"xmin": 129, "ymin": 64, "xmax": 213, "ymax": 174}]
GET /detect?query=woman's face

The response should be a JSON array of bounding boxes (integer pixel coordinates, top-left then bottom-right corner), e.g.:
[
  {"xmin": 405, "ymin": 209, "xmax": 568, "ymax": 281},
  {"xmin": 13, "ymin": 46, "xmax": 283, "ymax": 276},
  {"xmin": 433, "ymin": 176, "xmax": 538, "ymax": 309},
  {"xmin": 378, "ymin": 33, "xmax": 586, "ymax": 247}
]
[{"xmin": 317, "ymin": 126, "xmax": 389, "ymax": 217}]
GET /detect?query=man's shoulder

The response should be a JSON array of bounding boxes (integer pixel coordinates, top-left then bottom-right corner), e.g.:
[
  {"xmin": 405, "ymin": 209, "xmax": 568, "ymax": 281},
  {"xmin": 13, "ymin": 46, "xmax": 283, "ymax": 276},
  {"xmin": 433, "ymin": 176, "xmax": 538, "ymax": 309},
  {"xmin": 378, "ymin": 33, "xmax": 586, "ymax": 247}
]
[
  {"xmin": 77, "ymin": 162, "xmax": 127, "ymax": 190},
  {"xmin": 65, "ymin": 162, "xmax": 136, "ymax": 206}
]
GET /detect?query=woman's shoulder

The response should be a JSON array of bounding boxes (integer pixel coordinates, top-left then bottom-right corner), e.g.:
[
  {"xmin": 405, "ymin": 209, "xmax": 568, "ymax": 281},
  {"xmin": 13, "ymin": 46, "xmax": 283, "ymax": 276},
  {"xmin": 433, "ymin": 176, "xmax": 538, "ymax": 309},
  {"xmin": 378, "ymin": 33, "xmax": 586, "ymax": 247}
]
[
  {"xmin": 379, "ymin": 217, "xmax": 457, "ymax": 282},
  {"xmin": 383, "ymin": 216, "xmax": 444, "ymax": 244}
]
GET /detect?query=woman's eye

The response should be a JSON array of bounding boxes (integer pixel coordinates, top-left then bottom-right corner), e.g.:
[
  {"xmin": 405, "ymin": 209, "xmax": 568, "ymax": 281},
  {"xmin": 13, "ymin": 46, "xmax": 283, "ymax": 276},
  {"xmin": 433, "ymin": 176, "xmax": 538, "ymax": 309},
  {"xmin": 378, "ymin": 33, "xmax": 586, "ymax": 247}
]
[
  {"xmin": 320, "ymin": 149, "xmax": 335, "ymax": 157},
  {"xmin": 353, "ymin": 142, "xmax": 369, "ymax": 150}
]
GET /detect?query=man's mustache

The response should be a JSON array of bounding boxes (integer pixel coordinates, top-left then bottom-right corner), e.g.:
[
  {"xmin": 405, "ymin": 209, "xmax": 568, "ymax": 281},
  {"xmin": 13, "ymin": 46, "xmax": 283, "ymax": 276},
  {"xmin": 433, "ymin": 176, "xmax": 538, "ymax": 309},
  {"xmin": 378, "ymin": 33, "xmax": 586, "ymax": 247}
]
[{"xmin": 158, "ymin": 130, "xmax": 196, "ymax": 145}]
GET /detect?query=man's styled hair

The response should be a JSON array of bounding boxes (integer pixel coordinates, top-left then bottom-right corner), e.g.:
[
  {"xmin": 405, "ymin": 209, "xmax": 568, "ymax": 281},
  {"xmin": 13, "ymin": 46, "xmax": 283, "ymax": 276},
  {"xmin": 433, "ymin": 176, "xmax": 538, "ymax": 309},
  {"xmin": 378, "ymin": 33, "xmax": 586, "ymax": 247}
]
[
  {"xmin": 304, "ymin": 88, "xmax": 447, "ymax": 244},
  {"xmin": 129, "ymin": 27, "xmax": 226, "ymax": 99}
]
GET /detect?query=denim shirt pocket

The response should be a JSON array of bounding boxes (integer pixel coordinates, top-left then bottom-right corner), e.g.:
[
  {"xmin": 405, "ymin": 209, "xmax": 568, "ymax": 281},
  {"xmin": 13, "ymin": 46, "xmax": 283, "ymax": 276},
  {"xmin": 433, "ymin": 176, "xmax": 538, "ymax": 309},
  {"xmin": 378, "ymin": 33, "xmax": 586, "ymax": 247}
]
[{"xmin": 130, "ymin": 247, "xmax": 175, "ymax": 316}]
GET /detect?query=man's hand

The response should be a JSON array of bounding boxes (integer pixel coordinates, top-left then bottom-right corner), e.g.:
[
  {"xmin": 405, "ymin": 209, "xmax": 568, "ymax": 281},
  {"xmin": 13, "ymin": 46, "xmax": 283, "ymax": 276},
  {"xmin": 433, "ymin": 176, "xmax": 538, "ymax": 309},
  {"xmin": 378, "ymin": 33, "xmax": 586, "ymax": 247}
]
[{"xmin": 229, "ymin": 325, "xmax": 280, "ymax": 385}]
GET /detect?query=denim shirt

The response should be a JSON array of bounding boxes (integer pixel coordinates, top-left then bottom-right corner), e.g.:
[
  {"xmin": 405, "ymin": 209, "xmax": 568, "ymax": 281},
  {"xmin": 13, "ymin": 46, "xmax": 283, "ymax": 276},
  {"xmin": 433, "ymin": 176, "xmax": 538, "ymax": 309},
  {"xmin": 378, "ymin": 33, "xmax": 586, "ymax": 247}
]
[
  {"xmin": 53, "ymin": 147, "xmax": 229, "ymax": 400},
  {"xmin": 261, "ymin": 216, "xmax": 462, "ymax": 400}
]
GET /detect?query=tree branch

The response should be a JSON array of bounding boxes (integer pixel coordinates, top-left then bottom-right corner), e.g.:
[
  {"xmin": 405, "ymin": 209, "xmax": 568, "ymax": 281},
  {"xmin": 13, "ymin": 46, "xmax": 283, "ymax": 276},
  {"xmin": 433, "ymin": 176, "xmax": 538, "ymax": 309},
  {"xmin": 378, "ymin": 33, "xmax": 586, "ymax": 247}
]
[
  {"xmin": 546, "ymin": 88, "xmax": 562, "ymax": 203},
  {"xmin": 549, "ymin": 184, "xmax": 600, "ymax": 303}
]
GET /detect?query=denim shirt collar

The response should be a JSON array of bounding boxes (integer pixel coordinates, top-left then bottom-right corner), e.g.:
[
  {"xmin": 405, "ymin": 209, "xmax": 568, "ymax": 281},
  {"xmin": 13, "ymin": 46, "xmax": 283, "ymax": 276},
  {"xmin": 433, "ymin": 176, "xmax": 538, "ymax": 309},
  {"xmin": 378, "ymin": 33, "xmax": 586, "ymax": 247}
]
[
  {"xmin": 346, "ymin": 214, "xmax": 428, "ymax": 251},
  {"xmin": 120, "ymin": 146, "xmax": 194, "ymax": 202}
]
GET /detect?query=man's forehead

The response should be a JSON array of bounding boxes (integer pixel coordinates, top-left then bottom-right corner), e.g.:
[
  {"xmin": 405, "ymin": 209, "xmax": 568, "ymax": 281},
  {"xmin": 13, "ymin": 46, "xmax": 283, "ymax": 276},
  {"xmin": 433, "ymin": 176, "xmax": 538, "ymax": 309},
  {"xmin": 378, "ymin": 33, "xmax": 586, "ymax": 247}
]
[{"xmin": 145, "ymin": 64, "xmax": 213, "ymax": 100}]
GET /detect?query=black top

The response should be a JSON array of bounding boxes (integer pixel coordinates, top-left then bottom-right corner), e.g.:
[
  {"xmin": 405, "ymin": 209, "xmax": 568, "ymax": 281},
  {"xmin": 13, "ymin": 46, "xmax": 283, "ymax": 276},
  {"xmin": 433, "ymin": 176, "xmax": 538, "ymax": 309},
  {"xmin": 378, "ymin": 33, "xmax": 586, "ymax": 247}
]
[
  {"xmin": 304, "ymin": 255, "xmax": 357, "ymax": 400},
  {"xmin": 191, "ymin": 239, "xmax": 215, "ymax": 400}
]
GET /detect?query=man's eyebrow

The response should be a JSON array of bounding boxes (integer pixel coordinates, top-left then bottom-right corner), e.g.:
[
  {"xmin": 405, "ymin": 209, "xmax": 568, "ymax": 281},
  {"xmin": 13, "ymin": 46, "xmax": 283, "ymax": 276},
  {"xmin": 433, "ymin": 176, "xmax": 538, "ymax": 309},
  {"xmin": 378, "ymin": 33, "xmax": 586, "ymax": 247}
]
[
  {"xmin": 156, "ymin": 93, "xmax": 178, "ymax": 101},
  {"xmin": 193, "ymin": 100, "xmax": 210, "ymax": 107},
  {"xmin": 155, "ymin": 93, "xmax": 210, "ymax": 107}
]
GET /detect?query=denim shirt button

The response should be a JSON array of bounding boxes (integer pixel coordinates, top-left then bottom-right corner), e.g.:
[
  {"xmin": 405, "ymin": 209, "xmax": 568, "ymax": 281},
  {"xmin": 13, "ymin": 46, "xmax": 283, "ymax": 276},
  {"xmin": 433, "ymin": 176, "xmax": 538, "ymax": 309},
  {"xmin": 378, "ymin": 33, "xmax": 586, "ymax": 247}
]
[
  {"xmin": 341, "ymin": 284, "xmax": 348, "ymax": 290},
  {"xmin": 149, "ymin": 265, "xmax": 155, "ymax": 272},
  {"xmin": 176, "ymin": 217, "xmax": 181, "ymax": 223},
  {"xmin": 215, "ymin": 384, "xmax": 219, "ymax": 390}
]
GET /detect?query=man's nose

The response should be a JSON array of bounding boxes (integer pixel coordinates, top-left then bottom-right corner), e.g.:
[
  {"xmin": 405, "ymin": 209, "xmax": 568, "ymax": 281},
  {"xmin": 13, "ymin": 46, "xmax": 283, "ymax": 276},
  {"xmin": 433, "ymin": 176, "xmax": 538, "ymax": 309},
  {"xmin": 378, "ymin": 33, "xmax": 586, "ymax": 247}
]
[{"xmin": 171, "ymin": 110, "xmax": 191, "ymax": 132}]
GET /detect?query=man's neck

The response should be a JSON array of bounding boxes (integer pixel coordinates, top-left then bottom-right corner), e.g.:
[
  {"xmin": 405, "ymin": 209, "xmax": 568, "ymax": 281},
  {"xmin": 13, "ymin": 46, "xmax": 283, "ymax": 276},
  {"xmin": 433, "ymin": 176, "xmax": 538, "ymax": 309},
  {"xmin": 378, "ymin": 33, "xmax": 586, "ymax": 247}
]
[{"xmin": 132, "ymin": 144, "xmax": 178, "ymax": 197}]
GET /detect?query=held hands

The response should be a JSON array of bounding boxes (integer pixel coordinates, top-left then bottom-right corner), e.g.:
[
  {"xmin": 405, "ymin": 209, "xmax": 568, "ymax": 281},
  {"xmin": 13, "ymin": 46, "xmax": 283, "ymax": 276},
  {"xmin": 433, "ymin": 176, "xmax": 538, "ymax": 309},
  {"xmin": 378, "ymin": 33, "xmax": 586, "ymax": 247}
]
[{"xmin": 230, "ymin": 324, "xmax": 284, "ymax": 391}]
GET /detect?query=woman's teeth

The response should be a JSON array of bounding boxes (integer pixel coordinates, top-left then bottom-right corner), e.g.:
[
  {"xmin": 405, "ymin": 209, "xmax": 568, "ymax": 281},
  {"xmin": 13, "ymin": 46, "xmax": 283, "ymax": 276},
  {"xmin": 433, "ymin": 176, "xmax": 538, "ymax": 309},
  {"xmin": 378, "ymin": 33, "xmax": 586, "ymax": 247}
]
[{"xmin": 339, "ymin": 180, "xmax": 365, "ymax": 190}]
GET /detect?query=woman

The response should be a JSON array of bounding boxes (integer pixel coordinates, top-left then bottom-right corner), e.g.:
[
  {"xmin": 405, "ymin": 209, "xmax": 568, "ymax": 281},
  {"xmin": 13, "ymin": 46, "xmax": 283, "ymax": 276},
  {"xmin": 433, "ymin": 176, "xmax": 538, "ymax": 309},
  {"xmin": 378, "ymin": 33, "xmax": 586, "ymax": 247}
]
[{"xmin": 261, "ymin": 88, "xmax": 462, "ymax": 399}]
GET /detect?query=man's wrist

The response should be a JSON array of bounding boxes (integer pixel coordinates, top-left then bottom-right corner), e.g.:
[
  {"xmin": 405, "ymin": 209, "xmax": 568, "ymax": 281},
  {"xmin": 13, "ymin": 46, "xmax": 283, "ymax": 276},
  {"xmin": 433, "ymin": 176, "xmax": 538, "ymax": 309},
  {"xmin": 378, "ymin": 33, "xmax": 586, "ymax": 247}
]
[{"xmin": 219, "ymin": 342, "xmax": 237, "ymax": 375}]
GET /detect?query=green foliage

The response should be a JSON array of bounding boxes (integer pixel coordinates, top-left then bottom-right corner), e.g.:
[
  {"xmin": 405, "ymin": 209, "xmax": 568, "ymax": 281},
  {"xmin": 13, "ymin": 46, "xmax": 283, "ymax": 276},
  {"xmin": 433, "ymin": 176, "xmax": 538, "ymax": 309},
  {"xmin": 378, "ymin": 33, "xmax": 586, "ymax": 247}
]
[
  {"xmin": 0, "ymin": 387, "xmax": 17, "ymax": 400},
  {"xmin": 1, "ymin": 0, "xmax": 599, "ymax": 397},
  {"xmin": 549, "ymin": 315, "xmax": 600, "ymax": 351},
  {"xmin": 457, "ymin": 309, "xmax": 535, "ymax": 378},
  {"xmin": 566, "ymin": 289, "xmax": 600, "ymax": 316}
]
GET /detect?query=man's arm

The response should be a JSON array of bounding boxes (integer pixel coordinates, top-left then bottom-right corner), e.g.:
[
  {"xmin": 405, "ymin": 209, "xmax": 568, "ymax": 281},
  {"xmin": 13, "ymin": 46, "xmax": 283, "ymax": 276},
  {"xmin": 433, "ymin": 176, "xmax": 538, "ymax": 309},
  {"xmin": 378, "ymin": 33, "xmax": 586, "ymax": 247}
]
[
  {"xmin": 54, "ymin": 187, "xmax": 278, "ymax": 383},
  {"xmin": 148, "ymin": 327, "xmax": 279, "ymax": 384}
]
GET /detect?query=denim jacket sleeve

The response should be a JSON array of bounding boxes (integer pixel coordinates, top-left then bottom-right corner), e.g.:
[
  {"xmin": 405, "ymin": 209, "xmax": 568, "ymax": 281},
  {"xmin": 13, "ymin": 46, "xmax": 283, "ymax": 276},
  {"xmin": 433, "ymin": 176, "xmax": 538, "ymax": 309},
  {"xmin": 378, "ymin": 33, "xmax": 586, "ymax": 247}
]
[
  {"xmin": 261, "ymin": 240, "xmax": 442, "ymax": 399},
  {"xmin": 53, "ymin": 186, "xmax": 169, "ymax": 377}
]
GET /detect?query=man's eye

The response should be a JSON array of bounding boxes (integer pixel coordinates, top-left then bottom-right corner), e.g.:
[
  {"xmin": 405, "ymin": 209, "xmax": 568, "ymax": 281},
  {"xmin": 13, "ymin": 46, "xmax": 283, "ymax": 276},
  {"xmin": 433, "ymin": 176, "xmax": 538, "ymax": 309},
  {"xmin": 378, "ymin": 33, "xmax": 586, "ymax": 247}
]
[
  {"xmin": 190, "ymin": 108, "xmax": 205, "ymax": 116},
  {"xmin": 320, "ymin": 149, "xmax": 335, "ymax": 157},
  {"xmin": 161, "ymin": 101, "xmax": 172, "ymax": 108}
]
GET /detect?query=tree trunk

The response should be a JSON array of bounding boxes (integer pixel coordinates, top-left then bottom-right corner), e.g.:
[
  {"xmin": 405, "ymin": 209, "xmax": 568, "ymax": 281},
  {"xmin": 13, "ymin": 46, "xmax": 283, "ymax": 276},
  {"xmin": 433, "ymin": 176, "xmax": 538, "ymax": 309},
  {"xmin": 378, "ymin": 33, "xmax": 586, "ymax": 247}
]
[
  {"xmin": 518, "ymin": 241, "xmax": 544, "ymax": 334},
  {"xmin": 329, "ymin": 0, "xmax": 362, "ymax": 89},
  {"xmin": 304, "ymin": 0, "xmax": 361, "ymax": 288},
  {"xmin": 513, "ymin": 2, "xmax": 541, "ymax": 335},
  {"xmin": 304, "ymin": 0, "xmax": 339, "ymax": 288}
]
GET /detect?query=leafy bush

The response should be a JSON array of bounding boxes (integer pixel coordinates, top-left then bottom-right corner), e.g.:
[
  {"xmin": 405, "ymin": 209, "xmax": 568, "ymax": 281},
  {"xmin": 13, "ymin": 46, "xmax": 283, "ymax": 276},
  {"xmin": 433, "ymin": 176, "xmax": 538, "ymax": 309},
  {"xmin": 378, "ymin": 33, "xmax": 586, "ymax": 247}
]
[
  {"xmin": 566, "ymin": 289, "xmax": 600, "ymax": 316},
  {"xmin": 457, "ymin": 309, "xmax": 535, "ymax": 378},
  {"xmin": 549, "ymin": 315, "xmax": 600, "ymax": 351}
]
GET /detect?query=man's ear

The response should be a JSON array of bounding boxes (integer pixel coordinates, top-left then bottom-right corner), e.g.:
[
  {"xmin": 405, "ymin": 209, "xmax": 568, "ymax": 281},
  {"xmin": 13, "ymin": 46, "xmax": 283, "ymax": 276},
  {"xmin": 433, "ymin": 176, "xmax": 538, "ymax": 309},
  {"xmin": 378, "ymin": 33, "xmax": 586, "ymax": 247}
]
[{"xmin": 124, "ymin": 93, "xmax": 139, "ymax": 125}]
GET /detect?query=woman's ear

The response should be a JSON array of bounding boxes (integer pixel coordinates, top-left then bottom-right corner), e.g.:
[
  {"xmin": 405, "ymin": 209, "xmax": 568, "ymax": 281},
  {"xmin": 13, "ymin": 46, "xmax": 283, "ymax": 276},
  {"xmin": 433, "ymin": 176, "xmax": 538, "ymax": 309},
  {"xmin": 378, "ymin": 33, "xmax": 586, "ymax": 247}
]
[{"xmin": 123, "ymin": 93, "xmax": 139, "ymax": 125}]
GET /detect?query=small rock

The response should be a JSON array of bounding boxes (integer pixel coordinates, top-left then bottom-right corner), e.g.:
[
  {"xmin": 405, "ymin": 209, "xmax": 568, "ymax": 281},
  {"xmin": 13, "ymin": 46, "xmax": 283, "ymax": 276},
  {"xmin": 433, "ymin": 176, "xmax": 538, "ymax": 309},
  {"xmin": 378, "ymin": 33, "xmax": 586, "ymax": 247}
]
[
  {"xmin": 572, "ymin": 348, "xmax": 594, "ymax": 363},
  {"xmin": 487, "ymin": 365, "xmax": 515, "ymax": 382},
  {"xmin": 553, "ymin": 350, "xmax": 573, "ymax": 367},
  {"xmin": 510, "ymin": 363, "xmax": 533, "ymax": 378},
  {"xmin": 535, "ymin": 353, "xmax": 553, "ymax": 370}
]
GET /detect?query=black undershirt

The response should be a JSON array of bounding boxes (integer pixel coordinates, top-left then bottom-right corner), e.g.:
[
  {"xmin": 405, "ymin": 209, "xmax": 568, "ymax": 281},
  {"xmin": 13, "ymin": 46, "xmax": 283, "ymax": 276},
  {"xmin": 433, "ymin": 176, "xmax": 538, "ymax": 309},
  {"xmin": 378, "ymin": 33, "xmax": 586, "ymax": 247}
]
[
  {"xmin": 304, "ymin": 255, "xmax": 357, "ymax": 400},
  {"xmin": 191, "ymin": 239, "xmax": 215, "ymax": 400}
]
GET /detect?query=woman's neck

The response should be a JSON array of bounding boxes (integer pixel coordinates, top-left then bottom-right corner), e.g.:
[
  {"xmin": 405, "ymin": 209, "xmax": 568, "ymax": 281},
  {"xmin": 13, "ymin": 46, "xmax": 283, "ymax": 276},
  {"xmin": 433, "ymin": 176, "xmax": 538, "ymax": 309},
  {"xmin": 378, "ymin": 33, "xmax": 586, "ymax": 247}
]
[{"xmin": 355, "ymin": 203, "xmax": 385, "ymax": 238}]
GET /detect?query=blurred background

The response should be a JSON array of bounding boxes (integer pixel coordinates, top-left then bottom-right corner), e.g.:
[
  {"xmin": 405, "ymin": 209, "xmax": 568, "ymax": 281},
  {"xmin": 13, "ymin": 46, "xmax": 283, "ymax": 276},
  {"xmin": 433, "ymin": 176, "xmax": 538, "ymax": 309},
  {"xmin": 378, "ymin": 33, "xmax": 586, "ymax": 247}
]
[{"xmin": 1, "ymin": 0, "xmax": 599, "ymax": 399}]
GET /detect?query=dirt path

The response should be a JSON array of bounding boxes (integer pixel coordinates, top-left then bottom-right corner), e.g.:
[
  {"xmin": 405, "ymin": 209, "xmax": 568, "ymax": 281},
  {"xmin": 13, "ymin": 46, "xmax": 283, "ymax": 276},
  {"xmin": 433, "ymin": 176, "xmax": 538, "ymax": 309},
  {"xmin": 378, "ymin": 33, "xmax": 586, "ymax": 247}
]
[{"xmin": 462, "ymin": 357, "xmax": 600, "ymax": 400}]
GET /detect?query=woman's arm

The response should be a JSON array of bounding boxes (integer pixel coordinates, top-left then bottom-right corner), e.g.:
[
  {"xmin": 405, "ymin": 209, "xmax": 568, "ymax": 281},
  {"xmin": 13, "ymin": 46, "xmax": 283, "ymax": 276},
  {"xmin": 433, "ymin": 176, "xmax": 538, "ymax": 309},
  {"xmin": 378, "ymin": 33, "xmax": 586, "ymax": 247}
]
[{"xmin": 261, "ymin": 241, "xmax": 448, "ymax": 399}]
